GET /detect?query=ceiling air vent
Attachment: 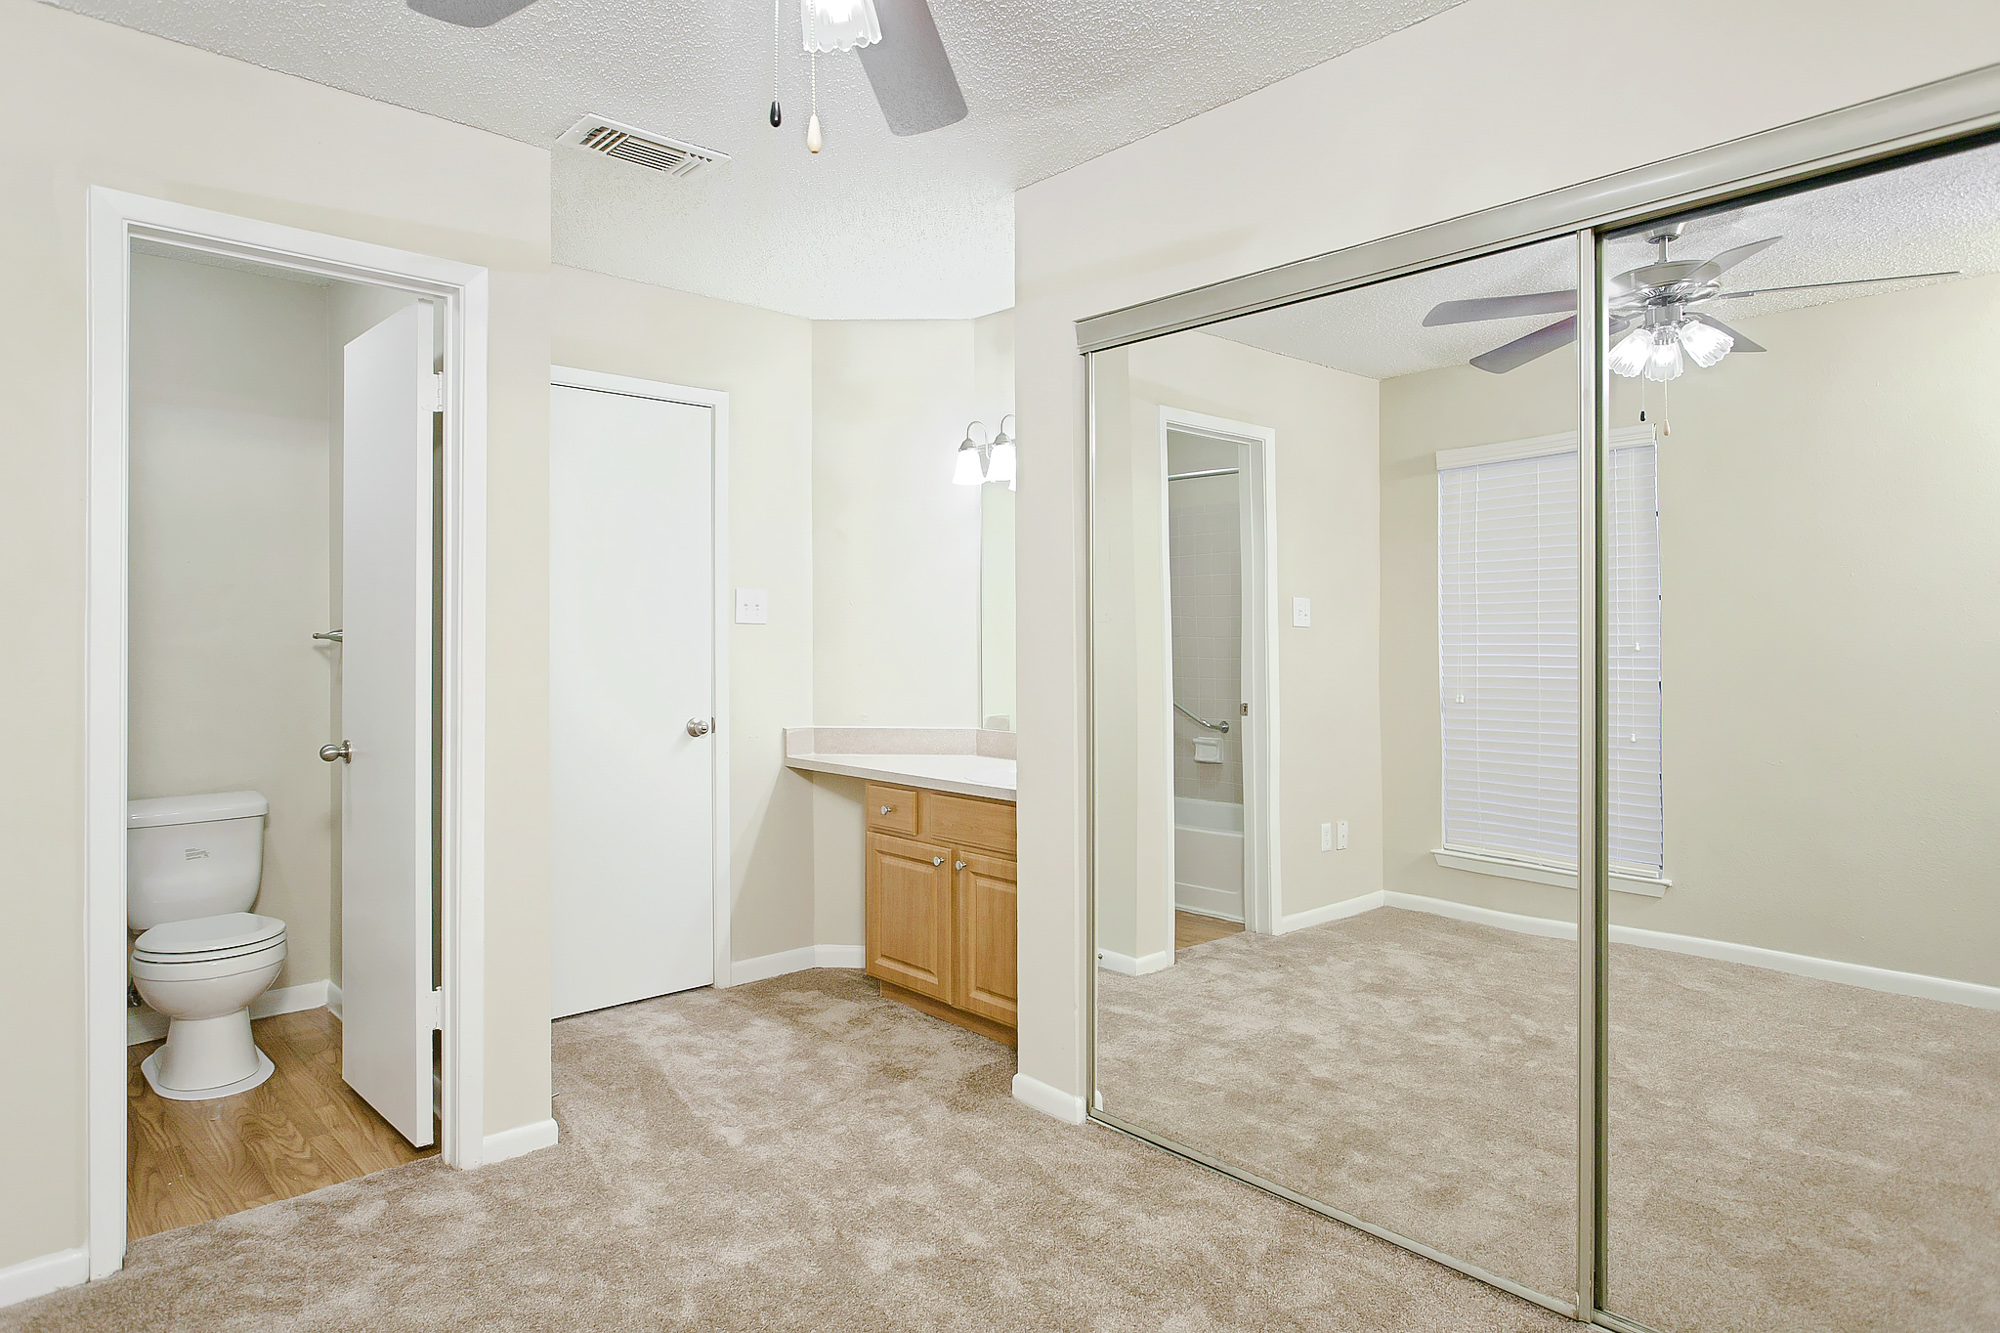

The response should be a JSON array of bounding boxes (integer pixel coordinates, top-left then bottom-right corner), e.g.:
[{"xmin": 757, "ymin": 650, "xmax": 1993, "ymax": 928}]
[{"xmin": 559, "ymin": 115, "xmax": 729, "ymax": 178}]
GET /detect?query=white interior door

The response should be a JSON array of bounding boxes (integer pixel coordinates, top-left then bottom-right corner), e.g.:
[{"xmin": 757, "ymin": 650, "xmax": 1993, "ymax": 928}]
[
  {"xmin": 549, "ymin": 384, "xmax": 716, "ymax": 1018},
  {"xmin": 339, "ymin": 304, "xmax": 435, "ymax": 1148}
]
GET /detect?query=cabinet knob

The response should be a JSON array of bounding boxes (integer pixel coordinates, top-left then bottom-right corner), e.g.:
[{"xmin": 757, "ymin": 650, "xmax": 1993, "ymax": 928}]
[
  {"xmin": 880, "ymin": 805, "xmax": 893, "ymax": 815},
  {"xmin": 932, "ymin": 856, "xmax": 945, "ymax": 866},
  {"xmin": 955, "ymin": 860, "xmax": 966, "ymax": 870}
]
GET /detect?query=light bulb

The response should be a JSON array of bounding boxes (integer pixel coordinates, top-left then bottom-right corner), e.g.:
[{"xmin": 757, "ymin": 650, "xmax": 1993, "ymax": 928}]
[
  {"xmin": 1676, "ymin": 316, "xmax": 1733, "ymax": 368},
  {"xmin": 1607, "ymin": 326, "xmax": 1652, "ymax": 378},
  {"xmin": 952, "ymin": 439, "xmax": 986, "ymax": 486},
  {"xmin": 986, "ymin": 440, "xmax": 1017, "ymax": 485},
  {"xmin": 1644, "ymin": 328, "xmax": 1684, "ymax": 382}
]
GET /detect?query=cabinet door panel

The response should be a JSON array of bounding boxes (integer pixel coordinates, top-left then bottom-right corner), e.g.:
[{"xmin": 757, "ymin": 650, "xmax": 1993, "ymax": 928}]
[
  {"xmin": 866, "ymin": 832, "xmax": 954, "ymax": 1002},
  {"xmin": 955, "ymin": 852, "xmax": 1017, "ymax": 1027}
]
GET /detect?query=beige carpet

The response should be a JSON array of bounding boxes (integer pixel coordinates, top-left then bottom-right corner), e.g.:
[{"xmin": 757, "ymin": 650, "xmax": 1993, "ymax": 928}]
[
  {"xmin": 6, "ymin": 971, "xmax": 1568, "ymax": 1333},
  {"xmin": 1096, "ymin": 907, "xmax": 2000, "ymax": 1333}
]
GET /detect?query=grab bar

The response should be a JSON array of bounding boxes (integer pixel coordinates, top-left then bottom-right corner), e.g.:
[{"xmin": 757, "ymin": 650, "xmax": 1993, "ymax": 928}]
[{"xmin": 1174, "ymin": 702, "xmax": 1230, "ymax": 734}]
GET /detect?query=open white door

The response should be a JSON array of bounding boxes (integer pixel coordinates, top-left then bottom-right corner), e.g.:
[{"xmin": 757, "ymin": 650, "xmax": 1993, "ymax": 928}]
[
  {"xmin": 549, "ymin": 384, "xmax": 716, "ymax": 1018},
  {"xmin": 338, "ymin": 304, "xmax": 435, "ymax": 1148}
]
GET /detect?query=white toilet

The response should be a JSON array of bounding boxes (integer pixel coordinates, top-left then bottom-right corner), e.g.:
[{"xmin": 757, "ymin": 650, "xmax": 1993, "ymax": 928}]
[{"xmin": 128, "ymin": 791, "xmax": 288, "ymax": 1101}]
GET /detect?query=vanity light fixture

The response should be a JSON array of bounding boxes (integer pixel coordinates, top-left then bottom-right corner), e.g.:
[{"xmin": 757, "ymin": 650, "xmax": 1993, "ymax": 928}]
[
  {"xmin": 953, "ymin": 421, "xmax": 990, "ymax": 485},
  {"xmin": 987, "ymin": 415, "xmax": 1017, "ymax": 489}
]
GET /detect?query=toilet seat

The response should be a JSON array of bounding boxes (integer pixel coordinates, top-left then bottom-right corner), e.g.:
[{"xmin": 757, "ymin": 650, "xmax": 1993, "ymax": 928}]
[{"xmin": 133, "ymin": 912, "xmax": 286, "ymax": 965}]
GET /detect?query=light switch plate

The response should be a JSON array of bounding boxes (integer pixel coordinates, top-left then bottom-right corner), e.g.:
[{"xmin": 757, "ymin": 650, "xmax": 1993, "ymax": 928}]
[
  {"xmin": 1336, "ymin": 820, "xmax": 1349, "ymax": 850},
  {"xmin": 734, "ymin": 588, "xmax": 768, "ymax": 624},
  {"xmin": 1292, "ymin": 597, "xmax": 1311, "ymax": 627}
]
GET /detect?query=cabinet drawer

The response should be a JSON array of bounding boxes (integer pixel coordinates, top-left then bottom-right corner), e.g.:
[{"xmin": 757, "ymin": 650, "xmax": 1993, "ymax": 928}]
[
  {"xmin": 918, "ymin": 790, "xmax": 1015, "ymax": 854},
  {"xmin": 865, "ymin": 783, "xmax": 919, "ymax": 835}
]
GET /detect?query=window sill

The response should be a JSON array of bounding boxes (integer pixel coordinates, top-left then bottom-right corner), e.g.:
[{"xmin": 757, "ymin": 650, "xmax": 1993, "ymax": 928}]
[{"xmin": 1431, "ymin": 848, "xmax": 1669, "ymax": 898}]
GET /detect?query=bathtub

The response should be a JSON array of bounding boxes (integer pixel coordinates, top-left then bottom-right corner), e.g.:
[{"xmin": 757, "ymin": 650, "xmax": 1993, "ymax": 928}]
[{"xmin": 1174, "ymin": 797, "xmax": 1244, "ymax": 922}]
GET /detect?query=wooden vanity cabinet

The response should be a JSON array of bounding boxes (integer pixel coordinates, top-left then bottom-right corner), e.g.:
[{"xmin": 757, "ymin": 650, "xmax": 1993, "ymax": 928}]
[{"xmin": 864, "ymin": 786, "xmax": 1017, "ymax": 1044}]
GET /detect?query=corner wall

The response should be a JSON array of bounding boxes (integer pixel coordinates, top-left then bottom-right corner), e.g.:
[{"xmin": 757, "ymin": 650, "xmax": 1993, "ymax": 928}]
[{"xmin": 1012, "ymin": 0, "xmax": 2000, "ymax": 1111}]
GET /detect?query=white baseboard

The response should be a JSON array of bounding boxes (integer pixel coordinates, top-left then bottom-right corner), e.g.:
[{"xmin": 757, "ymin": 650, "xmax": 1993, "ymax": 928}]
[
  {"xmin": 1376, "ymin": 891, "xmax": 2000, "ymax": 1011},
  {"xmin": 326, "ymin": 980, "xmax": 342, "ymax": 1020},
  {"xmin": 0, "ymin": 1246, "xmax": 87, "ymax": 1310},
  {"xmin": 1011, "ymin": 1072, "xmax": 1087, "ymax": 1125},
  {"xmin": 1174, "ymin": 884, "xmax": 1244, "ymax": 921},
  {"xmin": 1095, "ymin": 948, "xmax": 1172, "ymax": 976},
  {"xmin": 480, "ymin": 1117, "xmax": 558, "ymax": 1165},
  {"xmin": 126, "ymin": 978, "xmax": 334, "ymax": 1046},
  {"xmin": 729, "ymin": 944, "xmax": 867, "ymax": 986},
  {"xmin": 1277, "ymin": 890, "xmax": 1384, "ymax": 934}
]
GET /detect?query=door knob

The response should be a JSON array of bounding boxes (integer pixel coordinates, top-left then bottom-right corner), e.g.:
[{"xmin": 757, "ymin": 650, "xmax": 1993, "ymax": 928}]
[
  {"xmin": 319, "ymin": 741, "xmax": 351, "ymax": 763},
  {"xmin": 687, "ymin": 718, "xmax": 712, "ymax": 737}
]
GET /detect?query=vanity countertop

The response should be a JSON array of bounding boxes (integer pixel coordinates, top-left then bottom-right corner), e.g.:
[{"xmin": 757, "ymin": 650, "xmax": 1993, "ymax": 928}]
[{"xmin": 783, "ymin": 728, "xmax": 1017, "ymax": 803}]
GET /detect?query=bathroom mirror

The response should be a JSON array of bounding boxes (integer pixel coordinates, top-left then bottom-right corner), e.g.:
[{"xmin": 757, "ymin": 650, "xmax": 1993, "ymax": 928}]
[
  {"xmin": 1089, "ymin": 235, "xmax": 1584, "ymax": 1310},
  {"xmin": 980, "ymin": 480, "xmax": 1016, "ymax": 730}
]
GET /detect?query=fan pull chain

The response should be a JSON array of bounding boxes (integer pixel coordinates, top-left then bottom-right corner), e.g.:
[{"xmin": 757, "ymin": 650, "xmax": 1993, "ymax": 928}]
[
  {"xmin": 807, "ymin": 2, "xmax": 823, "ymax": 153},
  {"xmin": 769, "ymin": 0, "xmax": 781, "ymax": 126}
]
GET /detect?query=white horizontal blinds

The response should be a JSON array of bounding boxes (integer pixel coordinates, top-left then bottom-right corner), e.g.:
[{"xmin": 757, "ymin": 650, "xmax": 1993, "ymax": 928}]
[
  {"xmin": 1438, "ymin": 438, "xmax": 1663, "ymax": 875},
  {"xmin": 1439, "ymin": 451, "xmax": 1580, "ymax": 863},
  {"xmin": 1605, "ymin": 444, "xmax": 1664, "ymax": 874}
]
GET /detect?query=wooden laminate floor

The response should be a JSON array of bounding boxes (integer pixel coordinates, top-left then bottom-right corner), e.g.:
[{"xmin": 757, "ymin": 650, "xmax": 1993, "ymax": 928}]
[
  {"xmin": 128, "ymin": 1006, "xmax": 435, "ymax": 1240},
  {"xmin": 1175, "ymin": 910, "xmax": 1245, "ymax": 950}
]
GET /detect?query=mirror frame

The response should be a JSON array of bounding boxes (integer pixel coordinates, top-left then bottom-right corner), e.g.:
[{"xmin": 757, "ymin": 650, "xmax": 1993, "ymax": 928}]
[{"xmin": 1078, "ymin": 62, "xmax": 2000, "ymax": 1330}]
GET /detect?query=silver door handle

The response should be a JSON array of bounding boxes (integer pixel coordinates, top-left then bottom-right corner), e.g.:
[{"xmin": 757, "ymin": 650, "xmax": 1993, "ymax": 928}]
[
  {"xmin": 955, "ymin": 860, "xmax": 967, "ymax": 871},
  {"xmin": 687, "ymin": 718, "xmax": 712, "ymax": 737},
  {"xmin": 932, "ymin": 856, "xmax": 945, "ymax": 866},
  {"xmin": 319, "ymin": 741, "xmax": 351, "ymax": 763},
  {"xmin": 312, "ymin": 629, "xmax": 343, "ymax": 643}
]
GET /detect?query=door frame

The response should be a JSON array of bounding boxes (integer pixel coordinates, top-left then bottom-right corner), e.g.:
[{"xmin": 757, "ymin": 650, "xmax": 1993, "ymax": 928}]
[
  {"xmin": 548, "ymin": 367, "xmax": 733, "ymax": 991},
  {"xmin": 1157, "ymin": 407, "xmax": 1281, "ymax": 943},
  {"xmin": 85, "ymin": 188, "xmax": 492, "ymax": 1278}
]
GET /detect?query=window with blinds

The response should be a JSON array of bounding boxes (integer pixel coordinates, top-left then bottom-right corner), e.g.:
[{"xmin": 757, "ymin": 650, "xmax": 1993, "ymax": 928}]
[{"xmin": 1437, "ymin": 431, "xmax": 1663, "ymax": 879}]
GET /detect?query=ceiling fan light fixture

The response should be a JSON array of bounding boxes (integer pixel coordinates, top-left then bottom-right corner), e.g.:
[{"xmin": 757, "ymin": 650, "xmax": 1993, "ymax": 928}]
[
  {"xmin": 802, "ymin": 0, "xmax": 880, "ymax": 52},
  {"xmin": 1607, "ymin": 326, "xmax": 1653, "ymax": 378},
  {"xmin": 1677, "ymin": 317, "xmax": 1734, "ymax": 369}
]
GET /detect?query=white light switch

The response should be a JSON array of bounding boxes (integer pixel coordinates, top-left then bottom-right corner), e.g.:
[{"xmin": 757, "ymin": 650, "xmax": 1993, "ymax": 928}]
[
  {"xmin": 1292, "ymin": 597, "xmax": 1311, "ymax": 627},
  {"xmin": 1337, "ymin": 820, "xmax": 1349, "ymax": 851},
  {"xmin": 734, "ymin": 588, "xmax": 768, "ymax": 624},
  {"xmin": 1320, "ymin": 822, "xmax": 1333, "ymax": 852}
]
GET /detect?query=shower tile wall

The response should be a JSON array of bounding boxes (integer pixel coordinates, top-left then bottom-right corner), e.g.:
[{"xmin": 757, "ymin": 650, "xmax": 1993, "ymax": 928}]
[{"xmin": 1168, "ymin": 474, "xmax": 1243, "ymax": 802}]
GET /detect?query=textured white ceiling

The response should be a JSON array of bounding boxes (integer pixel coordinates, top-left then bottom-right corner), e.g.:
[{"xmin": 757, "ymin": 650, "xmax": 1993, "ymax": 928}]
[
  {"xmin": 51, "ymin": 0, "xmax": 1467, "ymax": 318},
  {"xmin": 1215, "ymin": 140, "xmax": 2000, "ymax": 379}
]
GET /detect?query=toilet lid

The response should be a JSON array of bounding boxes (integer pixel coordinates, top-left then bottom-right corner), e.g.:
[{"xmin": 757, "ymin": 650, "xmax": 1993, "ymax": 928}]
[{"xmin": 133, "ymin": 912, "xmax": 285, "ymax": 958}]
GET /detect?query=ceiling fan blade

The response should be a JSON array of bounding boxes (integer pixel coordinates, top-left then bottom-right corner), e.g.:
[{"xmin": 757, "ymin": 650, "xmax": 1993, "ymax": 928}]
[
  {"xmin": 1423, "ymin": 289, "xmax": 1577, "ymax": 327},
  {"xmin": 1703, "ymin": 236, "xmax": 1782, "ymax": 276},
  {"xmin": 1711, "ymin": 270, "xmax": 1962, "ymax": 300},
  {"xmin": 1469, "ymin": 316, "xmax": 1577, "ymax": 374},
  {"xmin": 406, "ymin": 0, "xmax": 536, "ymax": 27},
  {"xmin": 1687, "ymin": 313, "xmax": 1764, "ymax": 353},
  {"xmin": 856, "ymin": 0, "xmax": 968, "ymax": 136}
]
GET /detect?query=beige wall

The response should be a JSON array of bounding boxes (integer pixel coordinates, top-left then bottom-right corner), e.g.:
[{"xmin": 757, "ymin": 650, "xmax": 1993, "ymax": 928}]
[
  {"xmin": 128, "ymin": 254, "xmax": 336, "ymax": 994},
  {"xmin": 1013, "ymin": 0, "xmax": 2000, "ymax": 1107},
  {"xmin": 547, "ymin": 265, "xmax": 818, "ymax": 965},
  {"xmin": 1091, "ymin": 332, "xmax": 1382, "ymax": 962},
  {"xmin": 0, "ymin": 0, "xmax": 552, "ymax": 1270},
  {"xmin": 1382, "ymin": 276, "xmax": 2000, "ymax": 987}
]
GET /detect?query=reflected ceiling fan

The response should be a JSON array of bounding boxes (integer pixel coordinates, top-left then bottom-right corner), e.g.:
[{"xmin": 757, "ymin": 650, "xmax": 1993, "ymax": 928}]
[
  {"xmin": 1425, "ymin": 225, "xmax": 1961, "ymax": 378},
  {"xmin": 407, "ymin": 0, "xmax": 968, "ymax": 145}
]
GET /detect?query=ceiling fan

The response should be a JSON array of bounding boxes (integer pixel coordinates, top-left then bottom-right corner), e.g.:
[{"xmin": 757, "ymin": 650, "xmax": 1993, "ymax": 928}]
[
  {"xmin": 406, "ymin": 0, "xmax": 967, "ymax": 141},
  {"xmin": 1425, "ymin": 225, "xmax": 1961, "ymax": 378}
]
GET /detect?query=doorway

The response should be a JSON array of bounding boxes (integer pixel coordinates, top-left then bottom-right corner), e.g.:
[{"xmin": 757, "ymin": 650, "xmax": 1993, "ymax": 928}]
[
  {"xmin": 547, "ymin": 368, "xmax": 731, "ymax": 1018},
  {"xmin": 85, "ymin": 189, "xmax": 491, "ymax": 1278}
]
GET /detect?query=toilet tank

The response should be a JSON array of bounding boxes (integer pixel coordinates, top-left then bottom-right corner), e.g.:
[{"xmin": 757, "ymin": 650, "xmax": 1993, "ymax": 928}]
[{"xmin": 127, "ymin": 791, "xmax": 269, "ymax": 930}]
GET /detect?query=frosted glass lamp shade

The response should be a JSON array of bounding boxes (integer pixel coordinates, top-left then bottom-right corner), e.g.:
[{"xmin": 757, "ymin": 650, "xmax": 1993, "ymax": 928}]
[
  {"xmin": 987, "ymin": 440, "xmax": 1017, "ymax": 485},
  {"xmin": 952, "ymin": 439, "xmax": 986, "ymax": 485},
  {"xmin": 1676, "ymin": 316, "xmax": 1733, "ymax": 368},
  {"xmin": 1644, "ymin": 328, "xmax": 1685, "ymax": 382},
  {"xmin": 1607, "ymin": 326, "xmax": 1652, "ymax": 378},
  {"xmin": 802, "ymin": 0, "xmax": 880, "ymax": 52}
]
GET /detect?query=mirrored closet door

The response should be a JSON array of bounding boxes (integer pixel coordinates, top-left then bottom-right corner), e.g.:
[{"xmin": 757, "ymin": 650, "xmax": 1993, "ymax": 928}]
[{"xmin": 1087, "ymin": 123, "xmax": 2000, "ymax": 1332}]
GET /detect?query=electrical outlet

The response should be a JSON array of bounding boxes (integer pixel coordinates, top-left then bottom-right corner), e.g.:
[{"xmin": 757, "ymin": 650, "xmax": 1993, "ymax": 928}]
[
  {"xmin": 734, "ymin": 588, "xmax": 768, "ymax": 624},
  {"xmin": 1292, "ymin": 597, "xmax": 1311, "ymax": 628},
  {"xmin": 1337, "ymin": 820, "xmax": 1349, "ymax": 851},
  {"xmin": 1320, "ymin": 822, "xmax": 1333, "ymax": 852}
]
